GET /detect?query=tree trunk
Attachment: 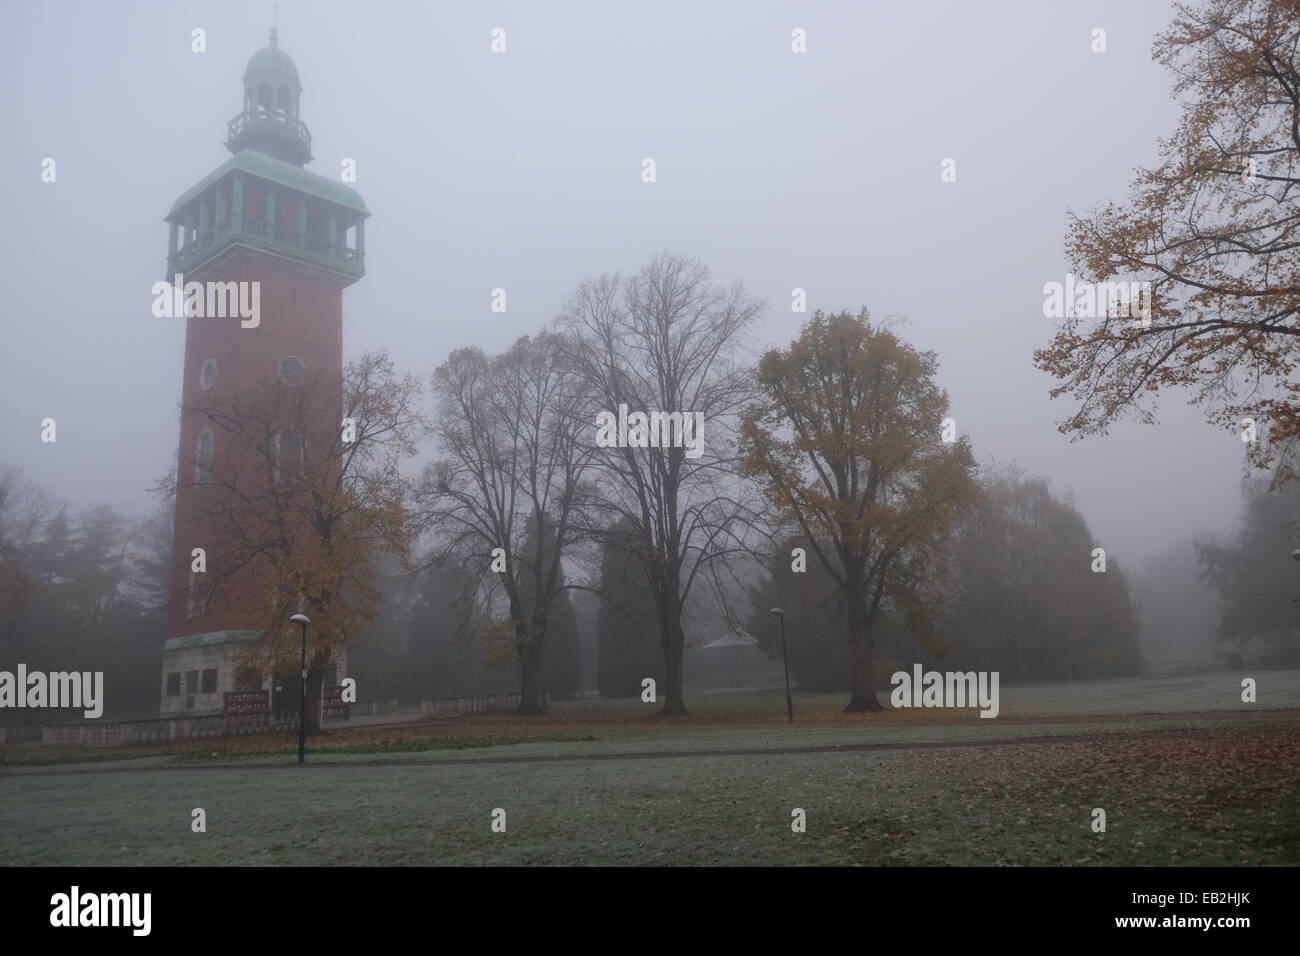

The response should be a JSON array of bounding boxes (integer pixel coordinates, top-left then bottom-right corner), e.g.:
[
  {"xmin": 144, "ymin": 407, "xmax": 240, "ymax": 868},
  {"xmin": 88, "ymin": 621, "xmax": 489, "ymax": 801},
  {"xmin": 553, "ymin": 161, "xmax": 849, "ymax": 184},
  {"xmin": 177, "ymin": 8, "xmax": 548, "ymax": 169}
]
[
  {"xmin": 305, "ymin": 649, "xmax": 330, "ymax": 734},
  {"xmin": 649, "ymin": 566, "xmax": 689, "ymax": 716},
  {"xmin": 517, "ymin": 658, "xmax": 543, "ymax": 714},
  {"xmin": 657, "ymin": 620, "xmax": 688, "ymax": 715},
  {"xmin": 844, "ymin": 590, "xmax": 883, "ymax": 712},
  {"xmin": 516, "ymin": 623, "xmax": 544, "ymax": 714}
]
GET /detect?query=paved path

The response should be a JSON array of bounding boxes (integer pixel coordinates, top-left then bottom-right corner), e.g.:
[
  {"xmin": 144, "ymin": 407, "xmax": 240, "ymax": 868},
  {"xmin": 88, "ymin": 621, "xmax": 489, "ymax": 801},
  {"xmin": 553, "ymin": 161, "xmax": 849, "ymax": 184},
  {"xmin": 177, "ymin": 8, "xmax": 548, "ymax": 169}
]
[{"xmin": 10, "ymin": 708, "xmax": 1297, "ymax": 775}]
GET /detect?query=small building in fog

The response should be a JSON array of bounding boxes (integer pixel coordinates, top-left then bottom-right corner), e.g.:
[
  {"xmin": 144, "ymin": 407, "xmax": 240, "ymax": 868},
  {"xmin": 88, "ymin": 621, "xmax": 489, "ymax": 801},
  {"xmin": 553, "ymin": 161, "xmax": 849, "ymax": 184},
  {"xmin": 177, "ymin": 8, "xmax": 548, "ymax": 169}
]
[{"xmin": 686, "ymin": 628, "xmax": 785, "ymax": 690}]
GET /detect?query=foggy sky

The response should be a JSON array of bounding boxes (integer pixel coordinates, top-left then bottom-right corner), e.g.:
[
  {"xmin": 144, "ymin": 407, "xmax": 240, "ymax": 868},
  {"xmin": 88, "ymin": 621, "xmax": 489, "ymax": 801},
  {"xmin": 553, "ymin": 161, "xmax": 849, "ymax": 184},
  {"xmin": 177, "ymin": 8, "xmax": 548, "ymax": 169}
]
[{"xmin": 0, "ymin": 0, "xmax": 1252, "ymax": 571}]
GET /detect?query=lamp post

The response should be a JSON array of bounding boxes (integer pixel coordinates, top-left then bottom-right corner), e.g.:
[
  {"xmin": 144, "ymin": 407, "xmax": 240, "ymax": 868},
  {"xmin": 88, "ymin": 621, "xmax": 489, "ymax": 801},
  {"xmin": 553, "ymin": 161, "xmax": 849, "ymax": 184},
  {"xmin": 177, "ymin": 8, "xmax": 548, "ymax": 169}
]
[
  {"xmin": 289, "ymin": 613, "xmax": 310, "ymax": 765},
  {"xmin": 770, "ymin": 607, "xmax": 792, "ymax": 723}
]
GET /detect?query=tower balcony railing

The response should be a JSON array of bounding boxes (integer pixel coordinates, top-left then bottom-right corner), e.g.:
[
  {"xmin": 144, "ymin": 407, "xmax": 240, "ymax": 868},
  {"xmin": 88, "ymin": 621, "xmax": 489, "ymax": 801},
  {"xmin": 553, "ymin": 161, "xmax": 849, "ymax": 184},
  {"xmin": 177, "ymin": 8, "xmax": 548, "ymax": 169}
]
[
  {"xmin": 169, "ymin": 214, "xmax": 363, "ymax": 278},
  {"xmin": 226, "ymin": 110, "xmax": 312, "ymax": 154}
]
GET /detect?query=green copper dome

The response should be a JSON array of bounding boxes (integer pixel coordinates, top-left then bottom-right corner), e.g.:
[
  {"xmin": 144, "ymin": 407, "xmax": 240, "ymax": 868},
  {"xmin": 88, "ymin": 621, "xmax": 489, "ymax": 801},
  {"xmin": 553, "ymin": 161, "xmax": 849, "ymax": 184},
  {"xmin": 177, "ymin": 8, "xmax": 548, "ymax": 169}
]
[
  {"xmin": 244, "ymin": 32, "xmax": 301, "ymax": 90},
  {"xmin": 228, "ymin": 30, "xmax": 311, "ymax": 165}
]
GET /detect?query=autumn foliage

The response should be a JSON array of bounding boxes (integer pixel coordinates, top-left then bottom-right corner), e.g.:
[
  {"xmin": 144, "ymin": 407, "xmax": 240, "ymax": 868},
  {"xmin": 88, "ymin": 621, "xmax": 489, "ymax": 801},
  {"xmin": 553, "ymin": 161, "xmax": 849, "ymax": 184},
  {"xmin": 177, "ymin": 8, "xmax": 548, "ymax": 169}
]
[
  {"xmin": 1035, "ymin": 0, "xmax": 1300, "ymax": 482},
  {"xmin": 741, "ymin": 310, "xmax": 978, "ymax": 711}
]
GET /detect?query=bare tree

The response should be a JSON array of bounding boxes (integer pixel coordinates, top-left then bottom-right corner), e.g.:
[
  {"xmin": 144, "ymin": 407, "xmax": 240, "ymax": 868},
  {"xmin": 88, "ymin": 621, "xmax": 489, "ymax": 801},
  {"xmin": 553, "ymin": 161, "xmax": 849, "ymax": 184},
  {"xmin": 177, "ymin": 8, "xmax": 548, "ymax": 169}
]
[
  {"xmin": 420, "ymin": 331, "xmax": 595, "ymax": 714},
  {"xmin": 559, "ymin": 251, "xmax": 765, "ymax": 715}
]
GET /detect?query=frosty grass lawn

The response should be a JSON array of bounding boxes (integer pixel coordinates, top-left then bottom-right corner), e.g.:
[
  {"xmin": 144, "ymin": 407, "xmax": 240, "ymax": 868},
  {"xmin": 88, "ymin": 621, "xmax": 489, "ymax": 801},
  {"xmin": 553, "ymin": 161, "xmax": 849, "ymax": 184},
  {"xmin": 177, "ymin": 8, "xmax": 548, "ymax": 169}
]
[{"xmin": 2, "ymin": 669, "xmax": 1297, "ymax": 866}]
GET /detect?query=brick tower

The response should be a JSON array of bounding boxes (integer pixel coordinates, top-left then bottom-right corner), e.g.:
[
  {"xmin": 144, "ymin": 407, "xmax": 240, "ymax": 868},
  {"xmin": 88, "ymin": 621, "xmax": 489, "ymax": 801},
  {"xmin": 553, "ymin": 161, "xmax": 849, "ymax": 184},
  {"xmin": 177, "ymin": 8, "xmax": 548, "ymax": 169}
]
[{"xmin": 160, "ymin": 30, "xmax": 368, "ymax": 716}]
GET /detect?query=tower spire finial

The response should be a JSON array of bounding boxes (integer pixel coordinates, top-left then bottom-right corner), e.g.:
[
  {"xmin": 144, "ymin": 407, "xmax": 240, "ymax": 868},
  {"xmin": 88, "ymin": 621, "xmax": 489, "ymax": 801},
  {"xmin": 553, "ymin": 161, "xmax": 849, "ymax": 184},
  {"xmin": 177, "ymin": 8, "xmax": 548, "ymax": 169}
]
[{"xmin": 271, "ymin": 2, "xmax": 279, "ymax": 39}]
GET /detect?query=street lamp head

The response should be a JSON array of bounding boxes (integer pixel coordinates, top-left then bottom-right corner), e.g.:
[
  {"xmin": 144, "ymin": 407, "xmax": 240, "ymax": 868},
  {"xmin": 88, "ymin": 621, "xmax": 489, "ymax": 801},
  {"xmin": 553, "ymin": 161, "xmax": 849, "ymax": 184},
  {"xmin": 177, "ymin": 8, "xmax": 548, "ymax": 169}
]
[
  {"xmin": 1292, "ymin": 549, "xmax": 1300, "ymax": 563},
  {"xmin": 769, "ymin": 607, "xmax": 785, "ymax": 617},
  {"xmin": 289, "ymin": 613, "xmax": 310, "ymax": 626}
]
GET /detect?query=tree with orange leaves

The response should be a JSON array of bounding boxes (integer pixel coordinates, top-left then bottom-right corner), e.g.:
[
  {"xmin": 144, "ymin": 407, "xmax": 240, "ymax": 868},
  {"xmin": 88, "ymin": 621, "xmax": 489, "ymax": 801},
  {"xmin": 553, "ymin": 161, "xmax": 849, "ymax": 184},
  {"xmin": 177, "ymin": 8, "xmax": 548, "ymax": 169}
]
[
  {"xmin": 1035, "ymin": 0, "xmax": 1300, "ymax": 484},
  {"xmin": 740, "ymin": 310, "xmax": 978, "ymax": 712},
  {"xmin": 183, "ymin": 349, "xmax": 423, "ymax": 729}
]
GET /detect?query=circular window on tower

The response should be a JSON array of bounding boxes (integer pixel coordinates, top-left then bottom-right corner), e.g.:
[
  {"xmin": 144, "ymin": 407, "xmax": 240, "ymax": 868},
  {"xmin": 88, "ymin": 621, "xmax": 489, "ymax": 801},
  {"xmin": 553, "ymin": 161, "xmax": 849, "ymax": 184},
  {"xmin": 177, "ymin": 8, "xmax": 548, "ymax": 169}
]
[
  {"xmin": 200, "ymin": 359, "xmax": 218, "ymax": 391},
  {"xmin": 278, "ymin": 356, "xmax": 306, "ymax": 386}
]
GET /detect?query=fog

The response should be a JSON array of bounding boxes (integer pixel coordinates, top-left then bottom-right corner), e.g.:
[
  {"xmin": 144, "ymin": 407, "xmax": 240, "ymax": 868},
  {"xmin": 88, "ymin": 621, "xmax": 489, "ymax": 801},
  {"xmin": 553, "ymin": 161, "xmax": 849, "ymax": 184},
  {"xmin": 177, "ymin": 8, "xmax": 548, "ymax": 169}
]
[
  {"xmin": 0, "ymin": 0, "xmax": 1247, "ymax": 608},
  {"xmin": 7, "ymin": 2, "xmax": 1300, "ymax": 888}
]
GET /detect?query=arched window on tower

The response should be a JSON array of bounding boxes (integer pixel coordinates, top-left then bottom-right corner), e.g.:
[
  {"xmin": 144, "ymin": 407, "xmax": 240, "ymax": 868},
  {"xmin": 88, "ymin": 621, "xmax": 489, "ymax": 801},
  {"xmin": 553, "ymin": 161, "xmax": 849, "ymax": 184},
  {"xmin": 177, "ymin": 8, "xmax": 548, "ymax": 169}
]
[
  {"xmin": 278, "ymin": 356, "xmax": 306, "ymax": 386},
  {"xmin": 196, "ymin": 429, "xmax": 214, "ymax": 485},
  {"xmin": 277, "ymin": 85, "xmax": 291, "ymax": 115},
  {"xmin": 258, "ymin": 82, "xmax": 272, "ymax": 112}
]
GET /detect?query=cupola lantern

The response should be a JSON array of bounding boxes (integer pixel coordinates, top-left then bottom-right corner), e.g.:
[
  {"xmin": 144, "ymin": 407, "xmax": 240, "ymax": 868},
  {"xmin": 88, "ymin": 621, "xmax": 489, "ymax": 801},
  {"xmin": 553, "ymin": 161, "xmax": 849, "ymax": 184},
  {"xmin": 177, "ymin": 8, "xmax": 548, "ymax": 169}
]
[{"xmin": 225, "ymin": 30, "xmax": 312, "ymax": 166}]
